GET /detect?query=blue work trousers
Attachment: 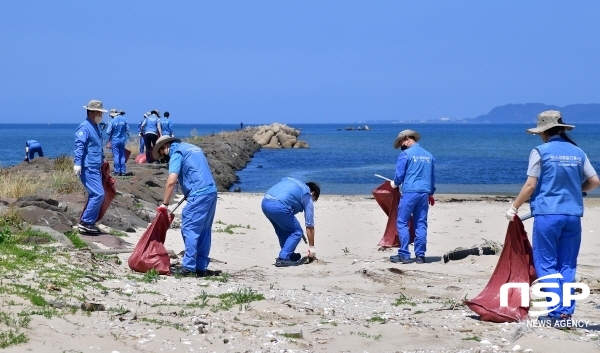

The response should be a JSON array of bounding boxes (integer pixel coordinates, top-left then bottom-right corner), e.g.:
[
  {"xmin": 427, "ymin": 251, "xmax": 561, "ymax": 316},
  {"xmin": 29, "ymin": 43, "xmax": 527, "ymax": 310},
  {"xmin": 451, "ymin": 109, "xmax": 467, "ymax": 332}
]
[
  {"xmin": 261, "ymin": 198, "xmax": 303, "ymax": 260},
  {"xmin": 27, "ymin": 146, "xmax": 44, "ymax": 160},
  {"xmin": 181, "ymin": 191, "xmax": 218, "ymax": 272},
  {"xmin": 397, "ymin": 192, "xmax": 429, "ymax": 259},
  {"xmin": 532, "ymin": 214, "xmax": 581, "ymax": 318},
  {"xmin": 139, "ymin": 135, "xmax": 145, "ymax": 154},
  {"xmin": 111, "ymin": 139, "xmax": 127, "ymax": 174},
  {"xmin": 80, "ymin": 167, "xmax": 105, "ymax": 224}
]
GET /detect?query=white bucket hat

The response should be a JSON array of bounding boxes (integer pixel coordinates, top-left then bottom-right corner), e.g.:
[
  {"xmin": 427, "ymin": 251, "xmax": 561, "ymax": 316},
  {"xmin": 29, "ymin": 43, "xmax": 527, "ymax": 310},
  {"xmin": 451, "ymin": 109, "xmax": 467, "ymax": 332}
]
[
  {"xmin": 526, "ymin": 110, "xmax": 574, "ymax": 134},
  {"xmin": 152, "ymin": 136, "xmax": 181, "ymax": 161},
  {"xmin": 393, "ymin": 129, "xmax": 421, "ymax": 149},
  {"xmin": 82, "ymin": 99, "xmax": 107, "ymax": 113},
  {"xmin": 109, "ymin": 108, "xmax": 118, "ymax": 117}
]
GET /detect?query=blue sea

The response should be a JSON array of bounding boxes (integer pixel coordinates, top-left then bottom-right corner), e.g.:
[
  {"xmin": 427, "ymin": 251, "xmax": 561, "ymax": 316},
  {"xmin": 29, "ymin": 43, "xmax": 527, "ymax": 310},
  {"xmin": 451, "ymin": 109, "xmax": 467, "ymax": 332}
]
[{"xmin": 2, "ymin": 123, "xmax": 599, "ymax": 196}]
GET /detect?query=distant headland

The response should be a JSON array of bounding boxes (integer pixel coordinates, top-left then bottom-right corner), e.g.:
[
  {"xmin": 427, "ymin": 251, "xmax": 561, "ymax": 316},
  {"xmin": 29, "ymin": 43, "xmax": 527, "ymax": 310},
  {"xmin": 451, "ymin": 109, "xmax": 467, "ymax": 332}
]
[{"xmin": 366, "ymin": 103, "xmax": 600, "ymax": 124}]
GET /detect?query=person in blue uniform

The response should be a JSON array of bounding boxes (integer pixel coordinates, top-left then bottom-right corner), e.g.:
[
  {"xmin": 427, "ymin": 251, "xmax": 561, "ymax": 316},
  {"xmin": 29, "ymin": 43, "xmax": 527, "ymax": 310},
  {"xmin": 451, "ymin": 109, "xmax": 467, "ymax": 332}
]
[
  {"xmin": 160, "ymin": 111, "xmax": 174, "ymax": 137},
  {"xmin": 153, "ymin": 136, "xmax": 221, "ymax": 277},
  {"xmin": 138, "ymin": 112, "xmax": 148, "ymax": 154},
  {"xmin": 389, "ymin": 129, "xmax": 435, "ymax": 264},
  {"xmin": 141, "ymin": 110, "xmax": 162, "ymax": 163},
  {"xmin": 24, "ymin": 140, "xmax": 44, "ymax": 163},
  {"xmin": 74, "ymin": 99, "xmax": 107, "ymax": 235},
  {"xmin": 507, "ymin": 110, "xmax": 600, "ymax": 324},
  {"xmin": 106, "ymin": 109, "xmax": 130, "ymax": 176},
  {"xmin": 261, "ymin": 177, "xmax": 320, "ymax": 267}
]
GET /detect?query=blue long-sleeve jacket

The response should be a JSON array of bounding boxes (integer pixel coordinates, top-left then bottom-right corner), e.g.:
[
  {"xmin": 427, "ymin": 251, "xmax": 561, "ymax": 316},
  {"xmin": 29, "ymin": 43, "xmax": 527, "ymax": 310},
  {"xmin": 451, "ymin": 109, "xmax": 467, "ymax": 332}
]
[
  {"xmin": 393, "ymin": 143, "xmax": 435, "ymax": 195},
  {"xmin": 106, "ymin": 116, "xmax": 130, "ymax": 142},
  {"xmin": 74, "ymin": 119, "xmax": 104, "ymax": 168}
]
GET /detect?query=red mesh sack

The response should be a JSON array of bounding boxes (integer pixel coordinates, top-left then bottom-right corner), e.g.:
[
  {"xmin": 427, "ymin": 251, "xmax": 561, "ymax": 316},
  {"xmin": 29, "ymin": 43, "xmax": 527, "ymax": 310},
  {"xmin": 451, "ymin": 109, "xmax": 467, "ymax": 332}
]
[
  {"xmin": 464, "ymin": 217, "xmax": 536, "ymax": 322},
  {"xmin": 135, "ymin": 154, "xmax": 146, "ymax": 164},
  {"xmin": 79, "ymin": 162, "xmax": 116, "ymax": 223},
  {"xmin": 372, "ymin": 181, "xmax": 415, "ymax": 247},
  {"xmin": 128, "ymin": 207, "xmax": 174, "ymax": 275}
]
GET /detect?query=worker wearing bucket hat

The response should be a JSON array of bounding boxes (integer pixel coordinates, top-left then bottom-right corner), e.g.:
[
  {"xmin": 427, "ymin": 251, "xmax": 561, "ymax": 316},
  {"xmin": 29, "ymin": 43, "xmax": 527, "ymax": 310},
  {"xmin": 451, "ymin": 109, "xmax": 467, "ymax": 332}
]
[
  {"xmin": 389, "ymin": 129, "xmax": 436, "ymax": 265},
  {"xmin": 106, "ymin": 108, "xmax": 131, "ymax": 176},
  {"xmin": 153, "ymin": 135, "xmax": 220, "ymax": 277},
  {"xmin": 507, "ymin": 110, "xmax": 599, "ymax": 324},
  {"xmin": 140, "ymin": 110, "xmax": 162, "ymax": 163},
  {"xmin": 74, "ymin": 99, "xmax": 108, "ymax": 235}
]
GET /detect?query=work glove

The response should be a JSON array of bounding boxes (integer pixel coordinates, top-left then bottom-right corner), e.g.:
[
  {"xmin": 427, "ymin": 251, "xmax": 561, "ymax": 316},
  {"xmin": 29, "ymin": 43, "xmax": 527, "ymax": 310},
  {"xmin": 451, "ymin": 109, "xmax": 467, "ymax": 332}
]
[
  {"xmin": 73, "ymin": 165, "xmax": 81, "ymax": 176},
  {"xmin": 389, "ymin": 180, "xmax": 398, "ymax": 189},
  {"xmin": 308, "ymin": 246, "xmax": 317, "ymax": 258},
  {"xmin": 158, "ymin": 203, "xmax": 168, "ymax": 211},
  {"xmin": 428, "ymin": 196, "xmax": 435, "ymax": 206},
  {"xmin": 506, "ymin": 204, "xmax": 518, "ymax": 221}
]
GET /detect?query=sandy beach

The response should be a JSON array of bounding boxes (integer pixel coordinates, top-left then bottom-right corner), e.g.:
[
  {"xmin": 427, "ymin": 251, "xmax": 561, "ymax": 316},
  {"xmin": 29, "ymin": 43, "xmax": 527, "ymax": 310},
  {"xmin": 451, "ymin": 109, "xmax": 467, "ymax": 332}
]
[{"xmin": 3, "ymin": 192, "xmax": 600, "ymax": 353}]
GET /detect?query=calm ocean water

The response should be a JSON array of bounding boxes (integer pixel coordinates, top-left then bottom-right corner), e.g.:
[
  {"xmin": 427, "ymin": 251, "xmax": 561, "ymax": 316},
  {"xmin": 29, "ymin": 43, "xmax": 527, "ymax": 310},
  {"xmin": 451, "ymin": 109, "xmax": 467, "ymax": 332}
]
[{"xmin": 2, "ymin": 123, "xmax": 599, "ymax": 196}]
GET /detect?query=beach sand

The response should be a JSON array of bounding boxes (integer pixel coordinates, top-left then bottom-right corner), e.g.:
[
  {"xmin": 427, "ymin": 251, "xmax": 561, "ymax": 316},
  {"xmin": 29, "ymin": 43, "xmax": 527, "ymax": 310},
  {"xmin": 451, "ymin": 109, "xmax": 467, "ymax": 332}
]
[{"xmin": 4, "ymin": 193, "xmax": 600, "ymax": 353}]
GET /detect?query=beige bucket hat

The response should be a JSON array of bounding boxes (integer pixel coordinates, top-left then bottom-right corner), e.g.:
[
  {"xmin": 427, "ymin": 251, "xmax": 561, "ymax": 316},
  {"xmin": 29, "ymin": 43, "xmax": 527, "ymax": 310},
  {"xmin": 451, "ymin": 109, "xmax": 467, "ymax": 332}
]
[
  {"xmin": 393, "ymin": 129, "xmax": 421, "ymax": 149},
  {"xmin": 526, "ymin": 110, "xmax": 575, "ymax": 134},
  {"xmin": 152, "ymin": 136, "xmax": 181, "ymax": 161},
  {"xmin": 82, "ymin": 99, "xmax": 107, "ymax": 112},
  {"xmin": 109, "ymin": 108, "xmax": 119, "ymax": 117}
]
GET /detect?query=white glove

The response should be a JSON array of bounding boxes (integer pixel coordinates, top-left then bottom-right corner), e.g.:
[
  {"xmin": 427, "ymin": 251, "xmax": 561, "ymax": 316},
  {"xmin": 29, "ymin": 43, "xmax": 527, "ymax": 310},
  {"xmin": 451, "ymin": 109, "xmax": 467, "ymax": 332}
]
[
  {"xmin": 73, "ymin": 165, "xmax": 81, "ymax": 176},
  {"xmin": 158, "ymin": 203, "xmax": 168, "ymax": 211},
  {"xmin": 389, "ymin": 180, "xmax": 398, "ymax": 189},
  {"xmin": 308, "ymin": 246, "xmax": 316, "ymax": 258},
  {"xmin": 506, "ymin": 204, "xmax": 518, "ymax": 221}
]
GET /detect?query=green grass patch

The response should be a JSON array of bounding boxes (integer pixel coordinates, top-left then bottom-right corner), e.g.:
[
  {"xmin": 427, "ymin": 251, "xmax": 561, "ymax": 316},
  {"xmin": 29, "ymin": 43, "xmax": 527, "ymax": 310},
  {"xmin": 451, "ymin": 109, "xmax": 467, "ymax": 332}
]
[
  {"xmin": 64, "ymin": 231, "xmax": 87, "ymax": 248},
  {"xmin": 392, "ymin": 294, "xmax": 417, "ymax": 307},
  {"xmin": 462, "ymin": 336, "xmax": 480, "ymax": 341}
]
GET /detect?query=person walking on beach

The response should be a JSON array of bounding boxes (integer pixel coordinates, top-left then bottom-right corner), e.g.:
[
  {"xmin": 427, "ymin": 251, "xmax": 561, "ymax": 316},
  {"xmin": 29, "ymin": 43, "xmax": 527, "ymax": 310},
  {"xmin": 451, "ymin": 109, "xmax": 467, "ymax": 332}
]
[
  {"xmin": 141, "ymin": 110, "xmax": 162, "ymax": 163},
  {"xmin": 138, "ymin": 112, "xmax": 148, "ymax": 154},
  {"xmin": 389, "ymin": 129, "xmax": 435, "ymax": 264},
  {"xmin": 160, "ymin": 111, "xmax": 174, "ymax": 137},
  {"xmin": 153, "ymin": 135, "xmax": 221, "ymax": 277},
  {"xmin": 74, "ymin": 99, "xmax": 107, "ymax": 235},
  {"xmin": 261, "ymin": 177, "xmax": 320, "ymax": 267},
  {"xmin": 106, "ymin": 108, "xmax": 130, "ymax": 176},
  {"xmin": 506, "ymin": 110, "xmax": 600, "ymax": 324},
  {"xmin": 24, "ymin": 140, "xmax": 44, "ymax": 163}
]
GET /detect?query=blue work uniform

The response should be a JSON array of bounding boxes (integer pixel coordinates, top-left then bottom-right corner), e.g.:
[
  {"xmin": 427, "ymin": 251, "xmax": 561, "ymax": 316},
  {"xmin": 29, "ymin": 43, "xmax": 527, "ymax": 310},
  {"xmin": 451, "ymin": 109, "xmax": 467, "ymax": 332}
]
[
  {"xmin": 106, "ymin": 116, "xmax": 130, "ymax": 174},
  {"xmin": 168, "ymin": 141, "xmax": 217, "ymax": 272},
  {"xmin": 74, "ymin": 119, "xmax": 105, "ymax": 225},
  {"xmin": 393, "ymin": 143, "xmax": 435, "ymax": 260},
  {"xmin": 142, "ymin": 114, "xmax": 161, "ymax": 163},
  {"xmin": 25, "ymin": 140, "xmax": 44, "ymax": 160},
  {"xmin": 160, "ymin": 118, "xmax": 173, "ymax": 137},
  {"xmin": 529, "ymin": 136, "xmax": 591, "ymax": 319},
  {"xmin": 138, "ymin": 117, "xmax": 145, "ymax": 154},
  {"xmin": 261, "ymin": 177, "xmax": 315, "ymax": 260}
]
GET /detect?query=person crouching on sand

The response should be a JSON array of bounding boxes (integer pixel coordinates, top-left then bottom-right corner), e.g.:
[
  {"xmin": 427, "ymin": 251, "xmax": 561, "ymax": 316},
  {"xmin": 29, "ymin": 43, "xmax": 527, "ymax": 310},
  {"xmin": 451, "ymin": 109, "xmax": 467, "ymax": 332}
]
[
  {"xmin": 507, "ymin": 110, "xmax": 600, "ymax": 325},
  {"xmin": 261, "ymin": 177, "xmax": 320, "ymax": 267},
  {"xmin": 153, "ymin": 136, "xmax": 222, "ymax": 277}
]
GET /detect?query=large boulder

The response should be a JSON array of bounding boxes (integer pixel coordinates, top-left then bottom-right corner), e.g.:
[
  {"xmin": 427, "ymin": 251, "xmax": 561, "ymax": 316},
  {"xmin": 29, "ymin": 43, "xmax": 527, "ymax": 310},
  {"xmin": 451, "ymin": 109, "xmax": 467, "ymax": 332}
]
[{"xmin": 252, "ymin": 123, "xmax": 307, "ymax": 149}]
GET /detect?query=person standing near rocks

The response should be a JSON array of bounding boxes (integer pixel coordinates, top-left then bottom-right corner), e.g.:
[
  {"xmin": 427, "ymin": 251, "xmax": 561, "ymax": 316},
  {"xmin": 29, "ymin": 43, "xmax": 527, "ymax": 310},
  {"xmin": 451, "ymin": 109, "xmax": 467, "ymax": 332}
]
[
  {"xmin": 24, "ymin": 140, "xmax": 44, "ymax": 163},
  {"xmin": 389, "ymin": 129, "xmax": 435, "ymax": 264},
  {"xmin": 261, "ymin": 177, "xmax": 320, "ymax": 267},
  {"xmin": 74, "ymin": 99, "xmax": 107, "ymax": 235},
  {"xmin": 153, "ymin": 136, "xmax": 221, "ymax": 277},
  {"xmin": 141, "ymin": 109, "xmax": 162, "ymax": 163},
  {"xmin": 160, "ymin": 111, "xmax": 174, "ymax": 137},
  {"xmin": 106, "ymin": 108, "xmax": 130, "ymax": 176},
  {"xmin": 138, "ymin": 112, "xmax": 148, "ymax": 154},
  {"xmin": 507, "ymin": 110, "xmax": 600, "ymax": 324}
]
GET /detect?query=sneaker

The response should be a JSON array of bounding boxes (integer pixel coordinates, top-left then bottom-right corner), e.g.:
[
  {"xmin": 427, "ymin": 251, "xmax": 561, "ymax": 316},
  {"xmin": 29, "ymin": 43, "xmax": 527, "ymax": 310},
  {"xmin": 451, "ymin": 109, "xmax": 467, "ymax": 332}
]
[
  {"xmin": 290, "ymin": 252, "xmax": 302, "ymax": 262},
  {"xmin": 275, "ymin": 257, "xmax": 306, "ymax": 267},
  {"xmin": 196, "ymin": 269, "xmax": 223, "ymax": 277},
  {"xmin": 78, "ymin": 223, "xmax": 100, "ymax": 235},
  {"xmin": 415, "ymin": 256, "xmax": 426, "ymax": 264},
  {"xmin": 172, "ymin": 267, "xmax": 197, "ymax": 277},
  {"xmin": 537, "ymin": 315, "xmax": 556, "ymax": 327},
  {"xmin": 390, "ymin": 255, "xmax": 412, "ymax": 264}
]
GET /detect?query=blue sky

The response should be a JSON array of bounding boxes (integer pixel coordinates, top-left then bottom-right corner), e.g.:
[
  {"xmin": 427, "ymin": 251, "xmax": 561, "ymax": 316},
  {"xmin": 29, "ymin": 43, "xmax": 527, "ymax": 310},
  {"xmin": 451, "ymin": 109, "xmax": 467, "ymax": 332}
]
[{"xmin": 1, "ymin": 1, "xmax": 599, "ymax": 124}]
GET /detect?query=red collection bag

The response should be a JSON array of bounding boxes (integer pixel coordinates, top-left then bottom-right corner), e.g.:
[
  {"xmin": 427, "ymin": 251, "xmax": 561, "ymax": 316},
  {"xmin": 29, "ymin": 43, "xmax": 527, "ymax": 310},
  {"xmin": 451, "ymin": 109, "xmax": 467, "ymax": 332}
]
[
  {"xmin": 135, "ymin": 154, "xmax": 146, "ymax": 164},
  {"xmin": 464, "ymin": 217, "xmax": 536, "ymax": 322},
  {"xmin": 372, "ymin": 181, "xmax": 415, "ymax": 247},
  {"xmin": 79, "ymin": 162, "xmax": 116, "ymax": 223},
  {"xmin": 128, "ymin": 207, "xmax": 174, "ymax": 275}
]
